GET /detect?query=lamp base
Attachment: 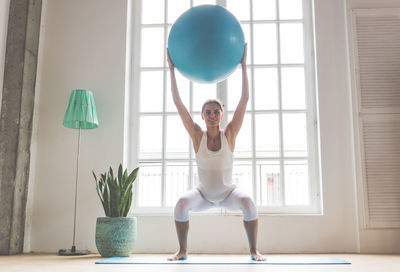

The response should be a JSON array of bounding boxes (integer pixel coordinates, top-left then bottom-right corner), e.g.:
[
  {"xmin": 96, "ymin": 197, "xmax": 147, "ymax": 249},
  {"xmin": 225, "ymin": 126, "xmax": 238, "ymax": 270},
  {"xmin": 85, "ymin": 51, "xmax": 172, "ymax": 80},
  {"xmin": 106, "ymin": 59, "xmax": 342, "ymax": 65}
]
[{"xmin": 58, "ymin": 246, "xmax": 89, "ymax": 256}]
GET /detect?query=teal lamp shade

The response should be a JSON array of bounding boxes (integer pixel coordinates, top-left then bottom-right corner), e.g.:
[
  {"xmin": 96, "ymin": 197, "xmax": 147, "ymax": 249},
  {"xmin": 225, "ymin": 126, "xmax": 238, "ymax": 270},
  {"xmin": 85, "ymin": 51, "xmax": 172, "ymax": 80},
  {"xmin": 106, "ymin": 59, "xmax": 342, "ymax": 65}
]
[{"xmin": 63, "ymin": 89, "xmax": 99, "ymax": 129}]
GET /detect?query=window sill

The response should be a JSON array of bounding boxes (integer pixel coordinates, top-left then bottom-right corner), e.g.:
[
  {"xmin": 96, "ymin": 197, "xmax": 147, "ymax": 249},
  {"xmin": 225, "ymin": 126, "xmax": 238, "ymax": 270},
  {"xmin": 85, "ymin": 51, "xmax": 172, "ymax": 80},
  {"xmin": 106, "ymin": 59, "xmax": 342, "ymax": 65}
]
[{"xmin": 130, "ymin": 206, "xmax": 323, "ymax": 217}]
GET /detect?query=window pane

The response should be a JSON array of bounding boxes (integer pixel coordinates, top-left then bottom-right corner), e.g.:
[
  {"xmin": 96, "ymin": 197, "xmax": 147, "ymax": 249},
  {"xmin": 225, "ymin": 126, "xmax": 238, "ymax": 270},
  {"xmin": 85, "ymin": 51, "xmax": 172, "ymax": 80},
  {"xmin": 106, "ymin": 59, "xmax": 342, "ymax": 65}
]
[
  {"xmin": 242, "ymin": 23, "xmax": 252, "ymax": 62},
  {"xmin": 166, "ymin": 70, "xmax": 190, "ymax": 112},
  {"xmin": 227, "ymin": 67, "xmax": 252, "ymax": 111},
  {"xmin": 192, "ymin": 83, "xmax": 217, "ymax": 112},
  {"xmin": 281, "ymin": 67, "xmax": 306, "ymax": 110},
  {"xmin": 166, "ymin": 115, "xmax": 189, "ymax": 159},
  {"xmin": 140, "ymin": 71, "xmax": 164, "ymax": 112},
  {"xmin": 227, "ymin": 68, "xmax": 241, "ymax": 111},
  {"xmin": 166, "ymin": 163, "xmax": 190, "ymax": 207},
  {"xmin": 168, "ymin": 0, "xmax": 190, "ymax": 24},
  {"xmin": 279, "ymin": 0, "xmax": 303, "ymax": 20},
  {"xmin": 232, "ymin": 161, "xmax": 253, "ymax": 197},
  {"xmin": 256, "ymin": 161, "xmax": 281, "ymax": 206},
  {"xmin": 137, "ymin": 163, "xmax": 162, "ymax": 207},
  {"xmin": 142, "ymin": 0, "xmax": 165, "ymax": 24},
  {"xmin": 139, "ymin": 116, "xmax": 163, "ymax": 159},
  {"xmin": 141, "ymin": 27, "xmax": 164, "ymax": 67},
  {"xmin": 255, "ymin": 114, "xmax": 280, "ymax": 157},
  {"xmin": 234, "ymin": 114, "xmax": 252, "ymax": 158},
  {"xmin": 193, "ymin": 0, "xmax": 216, "ymax": 6},
  {"xmin": 284, "ymin": 160, "xmax": 309, "ymax": 205},
  {"xmin": 253, "ymin": 24, "xmax": 277, "ymax": 64},
  {"xmin": 283, "ymin": 113, "xmax": 308, "ymax": 157},
  {"xmin": 253, "ymin": 0, "xmax": 276, "ymax": 20},
  {"xmin": 166, "ymin": 24, "xmax": 172, "ymax": 66},
  {"xmin": 280, "ymin": 23, "xmax": 304, "ymax": 64},
  {"xmin": 254, "ymin": 68, "xmax": 278, "ymax": 110},
  {"xmin": 226, "ymin": 0, "xmax": 250, "ymax": 21}
]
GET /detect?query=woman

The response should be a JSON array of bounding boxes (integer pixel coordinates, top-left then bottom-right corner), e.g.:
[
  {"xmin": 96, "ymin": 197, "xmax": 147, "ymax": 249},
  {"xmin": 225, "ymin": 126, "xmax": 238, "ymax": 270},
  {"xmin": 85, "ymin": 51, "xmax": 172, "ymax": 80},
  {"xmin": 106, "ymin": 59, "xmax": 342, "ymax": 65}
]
[{"xmin": 167, "ymin": 45, "xmax": 265, "ymax": 261}]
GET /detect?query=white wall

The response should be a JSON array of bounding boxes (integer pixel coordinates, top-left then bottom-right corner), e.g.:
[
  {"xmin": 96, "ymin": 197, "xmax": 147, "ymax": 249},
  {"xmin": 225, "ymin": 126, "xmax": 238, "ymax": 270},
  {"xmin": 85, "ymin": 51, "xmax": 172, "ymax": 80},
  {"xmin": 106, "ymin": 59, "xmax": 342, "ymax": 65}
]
[
  {"xmin": 29, "ymin": 0, "xmax": 127, "ymax": 252},
  {"xmin": 0, "ymin": 0, "xmax": 10, "ymax": 111},
  {"xmin": 346, "ymin": 0, "xmax": 400, "ymax": 254},
  {"xmin": 27, "ymin": 0, "xmax": 396, "ymax": 254}
]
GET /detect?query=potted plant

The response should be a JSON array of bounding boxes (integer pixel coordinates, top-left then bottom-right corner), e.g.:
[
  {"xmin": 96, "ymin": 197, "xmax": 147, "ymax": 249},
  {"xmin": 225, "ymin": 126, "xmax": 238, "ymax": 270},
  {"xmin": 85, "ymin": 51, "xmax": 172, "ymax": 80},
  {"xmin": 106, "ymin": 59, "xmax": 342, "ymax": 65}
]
[{"xmin": 92, "ymin": 164, "xmax": 139, "ymax": 257}]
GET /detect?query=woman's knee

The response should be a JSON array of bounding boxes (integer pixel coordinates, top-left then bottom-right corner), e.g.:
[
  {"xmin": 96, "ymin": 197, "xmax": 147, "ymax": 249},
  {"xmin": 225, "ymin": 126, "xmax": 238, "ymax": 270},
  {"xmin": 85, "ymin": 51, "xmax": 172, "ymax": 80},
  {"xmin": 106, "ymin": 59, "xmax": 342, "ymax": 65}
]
[
  {"xmin": 239, "ymin": 196, "xmax": 258, "ymax": 221},
  {"xmin": 174, "ymin": 196, "xmax": 191, "ymax": 222}
]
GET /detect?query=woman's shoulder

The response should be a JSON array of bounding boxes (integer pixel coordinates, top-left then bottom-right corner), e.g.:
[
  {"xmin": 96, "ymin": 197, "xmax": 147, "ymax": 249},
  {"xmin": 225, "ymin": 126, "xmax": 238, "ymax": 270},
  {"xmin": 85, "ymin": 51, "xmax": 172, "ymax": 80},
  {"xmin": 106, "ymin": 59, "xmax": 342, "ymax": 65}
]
[
  {"xmin": 223, "ymin": 126, "xmax": 236, "ymax": 153},
  {"xmin": 195, "ymin": 125, "xmax": 205, "ymax": 137},
  {"xmin": 191, "ymin": 126, "xmax": 204, "ymax": 150}
]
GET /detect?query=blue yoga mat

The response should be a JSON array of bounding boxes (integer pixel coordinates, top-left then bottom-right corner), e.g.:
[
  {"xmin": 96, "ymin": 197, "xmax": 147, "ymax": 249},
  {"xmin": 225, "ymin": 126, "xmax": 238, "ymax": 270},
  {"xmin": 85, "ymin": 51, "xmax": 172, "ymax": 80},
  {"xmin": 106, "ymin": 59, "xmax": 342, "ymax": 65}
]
[{"xmin": 96, "ymin": 256, "xmax": 351, "ymax": 265}]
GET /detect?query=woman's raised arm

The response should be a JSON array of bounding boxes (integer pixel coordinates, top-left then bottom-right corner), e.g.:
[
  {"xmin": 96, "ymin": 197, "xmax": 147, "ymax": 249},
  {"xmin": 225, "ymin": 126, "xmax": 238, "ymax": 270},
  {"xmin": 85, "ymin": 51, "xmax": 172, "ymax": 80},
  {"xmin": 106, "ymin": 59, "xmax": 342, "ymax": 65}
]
[
  {"xmin": 167, "ymin": 49, "xmax": 202, "ymax": 142},
  {"xmin": 225, "ymin": 44, "xmax": 249, "ymax": 143}
]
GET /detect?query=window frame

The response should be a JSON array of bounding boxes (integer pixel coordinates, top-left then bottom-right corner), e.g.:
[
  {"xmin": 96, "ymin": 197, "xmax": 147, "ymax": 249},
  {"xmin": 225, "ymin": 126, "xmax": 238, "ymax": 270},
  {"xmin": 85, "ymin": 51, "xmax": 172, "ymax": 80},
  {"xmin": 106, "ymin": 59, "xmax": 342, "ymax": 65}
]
[{"xmin": 126, "ymin": 0, "xmax": 322, "ymax": 216}]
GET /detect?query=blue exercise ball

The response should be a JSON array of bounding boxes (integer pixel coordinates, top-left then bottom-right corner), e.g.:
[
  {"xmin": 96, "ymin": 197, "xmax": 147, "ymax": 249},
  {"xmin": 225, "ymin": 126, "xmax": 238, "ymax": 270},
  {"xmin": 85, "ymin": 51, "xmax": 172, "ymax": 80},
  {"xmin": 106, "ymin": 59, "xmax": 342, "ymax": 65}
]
[{"xmin": 168, "ymin": 5, "xmax": 245, "ymax": 83}]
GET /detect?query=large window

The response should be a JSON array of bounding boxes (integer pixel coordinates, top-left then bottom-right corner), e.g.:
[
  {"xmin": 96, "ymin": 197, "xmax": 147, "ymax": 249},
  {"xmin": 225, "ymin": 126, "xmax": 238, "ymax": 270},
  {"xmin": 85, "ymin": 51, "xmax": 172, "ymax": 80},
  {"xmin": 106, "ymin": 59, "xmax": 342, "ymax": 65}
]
[{"xmin": 129, "ymin": 0, "xmax": 321, "ymax": 214}]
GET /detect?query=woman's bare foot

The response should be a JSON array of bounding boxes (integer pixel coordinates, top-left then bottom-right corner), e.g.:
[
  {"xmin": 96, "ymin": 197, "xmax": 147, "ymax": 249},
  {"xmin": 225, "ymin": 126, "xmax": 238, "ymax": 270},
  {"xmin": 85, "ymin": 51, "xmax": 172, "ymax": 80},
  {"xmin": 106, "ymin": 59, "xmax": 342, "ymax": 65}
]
[
  {"xmin": 167, "ymin": 250, "xmax": 187, "ymax": 261},
  {"xmin": 251, "ymin": 250, "xmax": 266, "ymax": 261}
]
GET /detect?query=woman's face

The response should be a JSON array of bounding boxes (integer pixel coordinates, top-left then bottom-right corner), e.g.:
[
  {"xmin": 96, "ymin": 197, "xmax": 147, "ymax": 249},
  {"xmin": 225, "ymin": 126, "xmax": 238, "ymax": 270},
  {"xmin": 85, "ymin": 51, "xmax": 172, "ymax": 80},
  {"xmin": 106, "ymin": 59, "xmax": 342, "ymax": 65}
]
[{"xmin": 201, "ymin": 103, "xmax": 223, "ymax": 128}]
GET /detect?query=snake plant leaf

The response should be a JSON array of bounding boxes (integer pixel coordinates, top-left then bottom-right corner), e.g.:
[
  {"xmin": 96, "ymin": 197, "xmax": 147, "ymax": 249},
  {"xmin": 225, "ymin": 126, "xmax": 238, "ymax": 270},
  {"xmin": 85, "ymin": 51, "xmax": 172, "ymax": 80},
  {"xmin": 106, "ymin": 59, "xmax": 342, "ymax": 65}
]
[
  {"xmin": 122, "ymin": 191, "xmax": 132, "ymax": 217},
  {"xmin": 97, "ymin": 172, "xmax": 111, "ymax": 217},
  {"xmin": 100, "ymin": 173, "xmax": 106, "ymax": 183},
  {"xmin": 110, "ymin": 167, "xmax": 118, "ymax": 189},
  {"xmin": 109, "ymin": 172, "xmax": 116, "ymax": 216},
  {"xmin": 118, "ymin": 164, "xmax": 123, "ymax": 189},
  {"xmin": 122, "ymin": 169, "xmax": 128, "ymax": 188},
  {"xmin": 100, "ymin": 174, "xmax": 106, "ymax": 195},
  {"xmin": 121, "ymin": 194, "xmax": 132, "ymax": 216},
  {"xmin": 120, "ymin": 183, "xmax": 133, "ymax": 208},
  {"xmin": 104, "ymin": 181, "xmax": 111, "ymax": 216},
  {"xmin": 126, "ymin": 193, "xmax": 133, "ymax": 217},
  {"xmin": 121, "ymin": 170, "xmax": 129, "ymax": 192},
  {"xmin": 97, "ymin": 176, "xmax": 109, "ymax": 215},
  {"xmin": 127, "ymin": 167, "xmax": 139, "ymax": 186},
  {"xmin": 99, "ymin": 174, "xmax": 105, "ymax": 209},
  {"xmin": 97, "ymin": 176, "xmax": 103, "ymax": 193},
  {"xmin": 92, "ymin": 171, "xmax": 104, "ymax": 204},
  {"xmin": 108, "ymin": 175, "xmax": 118, "ymax": 217},
  {"xmin": 98, "ymin": 185, "xmax": 108, "ymax": 216}
]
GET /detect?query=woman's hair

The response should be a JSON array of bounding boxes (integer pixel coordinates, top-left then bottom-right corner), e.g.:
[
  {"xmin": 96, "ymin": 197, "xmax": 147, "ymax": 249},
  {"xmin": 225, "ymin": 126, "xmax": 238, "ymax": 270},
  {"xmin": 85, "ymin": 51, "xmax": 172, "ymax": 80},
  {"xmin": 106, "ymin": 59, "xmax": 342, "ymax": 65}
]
[{"xmin": 201, "ymin": 98, "xmax": 224, "ymax": 113}]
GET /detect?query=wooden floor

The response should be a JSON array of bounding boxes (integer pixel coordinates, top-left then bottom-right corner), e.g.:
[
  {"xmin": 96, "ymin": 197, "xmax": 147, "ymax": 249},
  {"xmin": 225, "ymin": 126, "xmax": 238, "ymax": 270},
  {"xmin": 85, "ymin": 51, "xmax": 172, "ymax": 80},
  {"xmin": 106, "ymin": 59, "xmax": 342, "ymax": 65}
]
[{"xmin": 0, "ymin": 253, "xmax": 399, "ymax": 272}]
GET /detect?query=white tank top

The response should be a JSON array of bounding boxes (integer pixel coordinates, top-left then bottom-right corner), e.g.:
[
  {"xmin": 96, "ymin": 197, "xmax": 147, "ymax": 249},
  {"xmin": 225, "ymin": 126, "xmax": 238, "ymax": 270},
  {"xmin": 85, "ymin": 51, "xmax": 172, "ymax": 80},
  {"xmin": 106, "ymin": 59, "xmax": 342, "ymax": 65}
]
[{"xmin": 195, "ymin": 130, "xmax": 236, "ymax": 202}]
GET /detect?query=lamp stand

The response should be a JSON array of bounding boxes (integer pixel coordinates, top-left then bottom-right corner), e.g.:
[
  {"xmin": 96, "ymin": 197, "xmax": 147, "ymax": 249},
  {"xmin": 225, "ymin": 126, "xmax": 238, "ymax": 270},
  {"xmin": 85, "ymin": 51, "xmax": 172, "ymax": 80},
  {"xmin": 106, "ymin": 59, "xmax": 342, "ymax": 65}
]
[{"xmin": 59, "ymin": 127, "xmax": 89, "ymax": 256}]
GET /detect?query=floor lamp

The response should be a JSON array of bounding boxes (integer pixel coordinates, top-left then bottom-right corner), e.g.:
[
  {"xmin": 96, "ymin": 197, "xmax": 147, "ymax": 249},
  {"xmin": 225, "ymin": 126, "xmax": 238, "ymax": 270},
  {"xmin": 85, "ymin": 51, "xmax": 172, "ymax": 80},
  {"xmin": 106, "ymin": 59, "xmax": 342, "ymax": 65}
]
[{"xmin": 59, "ymin": 89, "xmax": 99, "ymax": 256}]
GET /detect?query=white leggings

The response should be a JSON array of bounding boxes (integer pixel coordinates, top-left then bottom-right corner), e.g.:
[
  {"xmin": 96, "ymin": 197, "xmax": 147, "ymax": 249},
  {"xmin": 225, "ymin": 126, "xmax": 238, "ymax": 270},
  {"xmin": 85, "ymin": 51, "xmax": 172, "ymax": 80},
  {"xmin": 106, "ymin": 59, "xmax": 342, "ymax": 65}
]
[{"xmin": 174, "ymin": 188, "xmax": 258, "ymax": 222}]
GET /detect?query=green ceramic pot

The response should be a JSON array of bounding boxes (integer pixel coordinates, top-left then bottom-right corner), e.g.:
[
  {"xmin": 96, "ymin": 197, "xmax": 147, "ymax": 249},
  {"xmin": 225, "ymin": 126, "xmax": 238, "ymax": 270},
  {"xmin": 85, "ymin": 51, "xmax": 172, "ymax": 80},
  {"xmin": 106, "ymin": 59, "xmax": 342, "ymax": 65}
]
[{"xmin": 95, "ymin": 217, "xmax": 137, "ymax": 257}]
